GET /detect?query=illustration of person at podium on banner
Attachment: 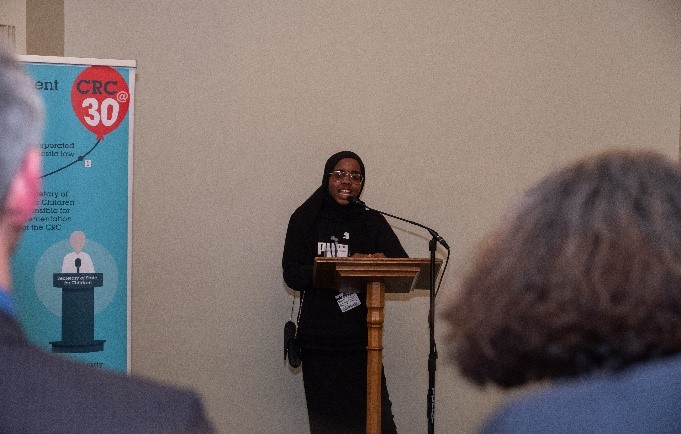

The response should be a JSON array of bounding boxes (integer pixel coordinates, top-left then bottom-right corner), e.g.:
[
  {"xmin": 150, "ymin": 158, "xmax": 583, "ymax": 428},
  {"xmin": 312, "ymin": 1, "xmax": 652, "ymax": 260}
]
[
  {"xmin": 61, "ymin": 230, "xmax": 95, "ymax": 273},
  {"xmin": 52, "ymin": 229, "xmax": 104, "ymax": 353},
  {"xmin": 283, "ymin": 151, "xmax": 407, "ymax": 433}
]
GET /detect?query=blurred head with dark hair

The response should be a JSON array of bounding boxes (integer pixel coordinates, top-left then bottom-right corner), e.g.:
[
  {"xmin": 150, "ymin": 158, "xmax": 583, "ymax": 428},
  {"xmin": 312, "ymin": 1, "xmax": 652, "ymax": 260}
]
[{"xmin": 443, "ymin": 149, "xmax": 681, "ymax": 388}]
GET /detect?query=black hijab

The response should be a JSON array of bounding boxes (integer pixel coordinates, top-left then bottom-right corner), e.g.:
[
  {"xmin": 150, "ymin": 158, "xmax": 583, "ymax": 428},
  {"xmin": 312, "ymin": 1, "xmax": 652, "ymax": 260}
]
[{"xmin": 296, "ymin": 151, "xmax": 366, "ymax": 223}]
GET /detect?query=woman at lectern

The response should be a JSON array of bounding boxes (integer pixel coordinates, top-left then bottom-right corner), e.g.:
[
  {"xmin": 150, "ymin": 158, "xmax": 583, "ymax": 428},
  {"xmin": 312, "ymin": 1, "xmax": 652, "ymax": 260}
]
[{"xmin": 283, "ymin": 150, "xmax": 407, "ymax": 433}]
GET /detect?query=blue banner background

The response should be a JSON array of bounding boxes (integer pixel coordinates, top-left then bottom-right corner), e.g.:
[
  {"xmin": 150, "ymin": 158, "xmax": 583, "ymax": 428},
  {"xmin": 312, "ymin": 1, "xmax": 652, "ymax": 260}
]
[{"xmin": 13, "ymin": 58, "xmax": 133, "ymax": 373}]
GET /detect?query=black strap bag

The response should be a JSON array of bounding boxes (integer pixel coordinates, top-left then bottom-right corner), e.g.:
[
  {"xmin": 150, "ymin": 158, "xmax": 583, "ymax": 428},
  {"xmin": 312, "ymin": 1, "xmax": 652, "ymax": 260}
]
[{"xmin": 284, "ymin": 292, "xmax": 302, "ymax": 368}]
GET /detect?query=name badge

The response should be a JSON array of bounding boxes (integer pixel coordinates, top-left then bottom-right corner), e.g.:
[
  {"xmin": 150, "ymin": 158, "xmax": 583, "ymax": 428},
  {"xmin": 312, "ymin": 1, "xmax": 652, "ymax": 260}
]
[{"xmin": 335, "ymin": 292, "xmax": 361, "ymax": 312}]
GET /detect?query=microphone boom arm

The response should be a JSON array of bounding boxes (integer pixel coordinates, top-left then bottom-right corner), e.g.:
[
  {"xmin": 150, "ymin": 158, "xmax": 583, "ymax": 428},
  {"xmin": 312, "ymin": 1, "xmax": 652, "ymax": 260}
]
[
  {"xmin": 368, "ymin": 207, "xmax": 449, "ymax": 250},
  {"xmin": 350, "ymin": 196, "xmax": 447, "ymax": 434}
]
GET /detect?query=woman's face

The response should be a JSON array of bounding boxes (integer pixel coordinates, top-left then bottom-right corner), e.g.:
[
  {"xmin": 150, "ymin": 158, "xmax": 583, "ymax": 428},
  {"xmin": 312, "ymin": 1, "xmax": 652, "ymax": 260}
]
[{"xmin": 327, "ymin": 157, "xmax": 363, "ymax": 205}]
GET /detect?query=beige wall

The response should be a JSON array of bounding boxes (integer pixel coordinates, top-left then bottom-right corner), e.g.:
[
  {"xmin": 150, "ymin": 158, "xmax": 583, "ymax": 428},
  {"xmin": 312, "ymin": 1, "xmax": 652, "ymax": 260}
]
[
  {"xmin": 0, "ymin": 0, "xmax": 27, "ymax": 52},
  {"xmin": 0, "ymin": 1, "xmax": 63, "ymax": 55},
  {"xmin": 26, "ymin": 0, "xmax": 63, "ymax": 56},
  {"xmin": 51, "ymin": 1, "xmax": 681, "ymax": 432}
]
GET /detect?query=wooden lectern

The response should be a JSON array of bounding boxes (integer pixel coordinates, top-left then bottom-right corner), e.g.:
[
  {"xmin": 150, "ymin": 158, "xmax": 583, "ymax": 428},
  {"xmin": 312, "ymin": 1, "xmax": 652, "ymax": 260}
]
[{"xmin": 313, "ymin": 257, "xmax": 441, "ymax": 434}]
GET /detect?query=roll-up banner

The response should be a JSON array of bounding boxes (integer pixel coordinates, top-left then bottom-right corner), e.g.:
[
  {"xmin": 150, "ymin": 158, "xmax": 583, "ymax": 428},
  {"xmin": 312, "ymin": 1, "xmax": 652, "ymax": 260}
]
[{"xmin": 15, "ymin": 55, "xmax": 135, "ymax": 373}]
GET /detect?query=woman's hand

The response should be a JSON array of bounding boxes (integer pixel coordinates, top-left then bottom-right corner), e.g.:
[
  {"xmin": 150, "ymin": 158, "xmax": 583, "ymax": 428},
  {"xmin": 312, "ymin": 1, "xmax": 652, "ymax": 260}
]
[{"xmin": 351, "ymin": 253, "xmax": 386, "ymax": 258}]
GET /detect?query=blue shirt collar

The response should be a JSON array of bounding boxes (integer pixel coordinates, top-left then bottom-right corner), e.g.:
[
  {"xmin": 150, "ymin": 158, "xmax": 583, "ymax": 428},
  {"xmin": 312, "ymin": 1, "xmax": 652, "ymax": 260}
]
[{"xmin": 0, "ymin": 289, "xmax": 15, "ymax": 317}]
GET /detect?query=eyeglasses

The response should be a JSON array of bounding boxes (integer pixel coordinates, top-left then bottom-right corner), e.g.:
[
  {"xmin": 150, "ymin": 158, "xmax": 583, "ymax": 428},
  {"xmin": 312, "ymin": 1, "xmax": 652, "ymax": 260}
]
[{"xmin": 329, "ymin": 170, "xmax": 364, "ymax": 183}]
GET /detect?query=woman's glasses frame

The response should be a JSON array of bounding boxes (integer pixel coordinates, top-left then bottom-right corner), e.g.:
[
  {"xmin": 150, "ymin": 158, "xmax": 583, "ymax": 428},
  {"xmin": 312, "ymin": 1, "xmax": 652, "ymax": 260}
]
[{"xmin": 328, "ymin": 170, "xmax": 363, "ymax": 184}]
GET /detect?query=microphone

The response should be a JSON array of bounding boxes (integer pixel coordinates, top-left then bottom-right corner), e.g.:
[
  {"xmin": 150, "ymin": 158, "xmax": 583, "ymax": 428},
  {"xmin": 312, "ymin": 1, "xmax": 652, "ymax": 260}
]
[
  {"xmin": 75, "ymin": 258, "xmax": 81, "ymax": 273},
  {"xmin": 347, "ymin": 196, "xmax": 365, "ymax": 207},
  {"xmin": 348, "ymin": 196, "xmax": 449, "ymax": 250}
]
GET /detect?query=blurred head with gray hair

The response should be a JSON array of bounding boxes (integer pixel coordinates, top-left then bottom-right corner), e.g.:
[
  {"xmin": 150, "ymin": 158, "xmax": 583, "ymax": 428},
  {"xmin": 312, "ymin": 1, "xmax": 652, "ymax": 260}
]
[
  {"xmin": 0, "ymin": 40, "xmax": 43, "ymax": 203},
  {"xmin": 0, "ymin": 40, "xmax": 43, "ymax": 271},
  {"xmin": 443, "ymin": 148, "xmax": 681, "ymax": 389}
]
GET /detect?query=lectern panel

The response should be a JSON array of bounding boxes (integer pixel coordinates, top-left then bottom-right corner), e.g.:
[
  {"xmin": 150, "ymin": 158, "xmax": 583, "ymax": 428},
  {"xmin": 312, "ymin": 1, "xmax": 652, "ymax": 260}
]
[{"xmin": 313, "ymin": 257, "xmax": 441, "ymax": 293}]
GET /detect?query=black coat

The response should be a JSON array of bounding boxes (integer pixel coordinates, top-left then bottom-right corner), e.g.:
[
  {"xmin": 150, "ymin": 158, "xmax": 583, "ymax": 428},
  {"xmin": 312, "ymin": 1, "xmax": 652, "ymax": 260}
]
[{"xmin": 0, "ymin": 311, "xmax": 214, "ymax": 433}]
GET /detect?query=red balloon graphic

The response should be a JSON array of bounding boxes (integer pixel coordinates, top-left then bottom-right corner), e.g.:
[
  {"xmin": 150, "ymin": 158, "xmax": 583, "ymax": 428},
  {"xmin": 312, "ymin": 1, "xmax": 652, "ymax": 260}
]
[{"xmin": 71, "ymin": 66, "xmax": 130, "ymax": 140}]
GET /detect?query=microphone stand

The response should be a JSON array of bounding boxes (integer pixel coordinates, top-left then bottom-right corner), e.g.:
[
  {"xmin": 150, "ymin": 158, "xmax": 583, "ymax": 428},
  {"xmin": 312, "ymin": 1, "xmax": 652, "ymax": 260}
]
[{"xmin": 350, "ymin": 197, "xmax": 448, "ymax": 434}]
